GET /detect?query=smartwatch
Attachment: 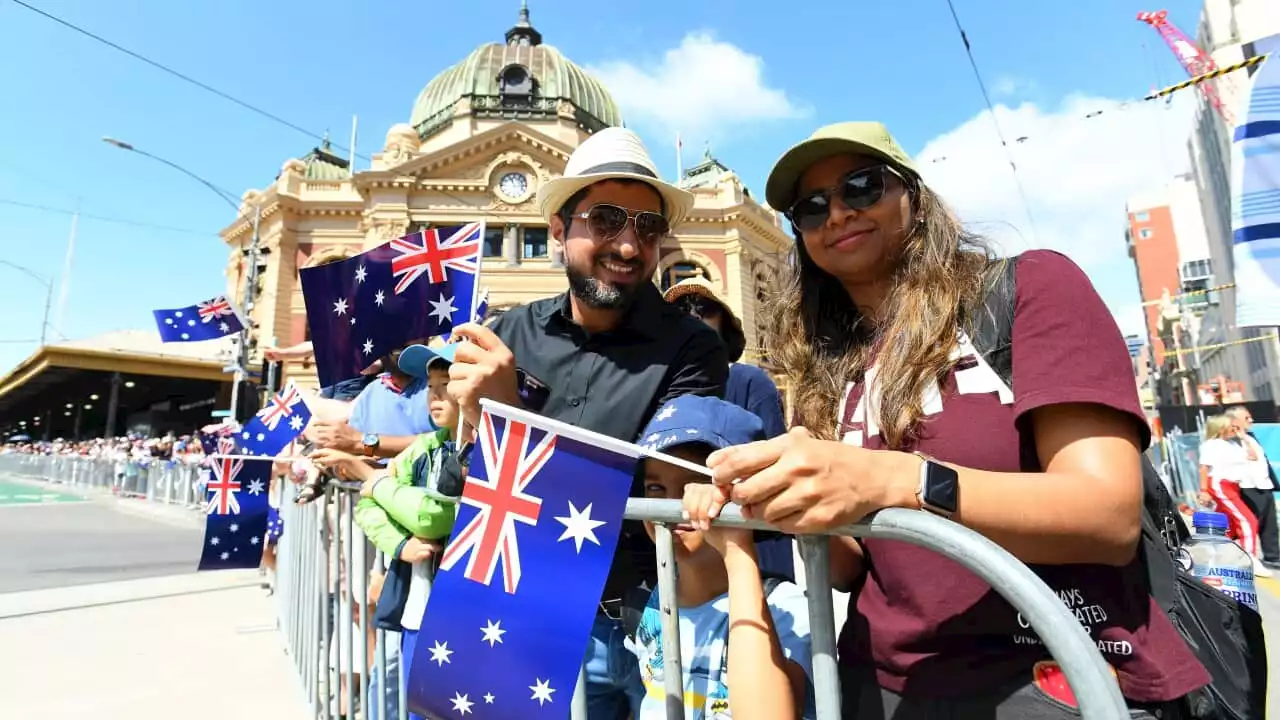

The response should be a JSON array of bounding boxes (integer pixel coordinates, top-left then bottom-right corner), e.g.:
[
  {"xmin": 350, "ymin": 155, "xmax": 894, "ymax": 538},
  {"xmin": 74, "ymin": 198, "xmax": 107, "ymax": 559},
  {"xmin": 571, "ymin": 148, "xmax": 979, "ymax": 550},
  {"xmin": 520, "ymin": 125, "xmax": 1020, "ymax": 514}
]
[
  {"xmin": 914, "ymin": 453, "xmax": 959, "ymax": 518},
  {"xmin": 361, "ymin": 432, "xmax": 380, "ymax": 457}
]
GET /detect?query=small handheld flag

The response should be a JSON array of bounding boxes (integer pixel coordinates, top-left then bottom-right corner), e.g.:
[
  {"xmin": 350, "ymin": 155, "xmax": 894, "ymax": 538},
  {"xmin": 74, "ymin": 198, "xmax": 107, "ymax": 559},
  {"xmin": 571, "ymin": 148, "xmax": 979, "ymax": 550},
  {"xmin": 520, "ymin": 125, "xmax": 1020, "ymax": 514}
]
[
  {"xmin": 153, "ymin": 295, "xmax": 244, "ymax": 343},
  {"xmin": 237, "ymin": 383, "xmax": 312, "ymax": 457},
  {"xmin": 300, "ymin": 223, "xmax": 484, "ymax": 387},
  {"xmin": 407, "ymin": 400, "xmax": 641, "ymax": 719},
  {"xmin": 197, "ymin": 454, "xmax": 272, "ymax": 571}
]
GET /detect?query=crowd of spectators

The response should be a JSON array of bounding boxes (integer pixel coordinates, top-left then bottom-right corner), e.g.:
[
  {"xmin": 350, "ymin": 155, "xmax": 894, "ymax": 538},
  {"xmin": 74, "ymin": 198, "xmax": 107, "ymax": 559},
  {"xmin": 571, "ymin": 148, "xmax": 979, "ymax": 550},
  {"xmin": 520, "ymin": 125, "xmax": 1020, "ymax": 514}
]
[{"xmin": 1, "ymin": 433, "xmax": 208, "ymax": 465}]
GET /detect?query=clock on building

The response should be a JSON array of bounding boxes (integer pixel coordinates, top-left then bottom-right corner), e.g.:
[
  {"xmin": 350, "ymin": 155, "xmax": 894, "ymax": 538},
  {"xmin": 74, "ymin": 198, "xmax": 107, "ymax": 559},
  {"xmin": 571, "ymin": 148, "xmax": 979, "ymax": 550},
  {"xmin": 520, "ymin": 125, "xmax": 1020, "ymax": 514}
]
[{"xmin": 498, "ymin": 171, "xmax": 529, "ymax": 201}]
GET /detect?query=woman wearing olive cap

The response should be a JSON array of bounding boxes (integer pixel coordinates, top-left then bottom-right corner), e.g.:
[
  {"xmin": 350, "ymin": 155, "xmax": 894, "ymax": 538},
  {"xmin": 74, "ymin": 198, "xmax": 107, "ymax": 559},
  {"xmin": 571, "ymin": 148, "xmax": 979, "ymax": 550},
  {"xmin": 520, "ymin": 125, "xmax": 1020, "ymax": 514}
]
[{"xmin": 686, "ymin": 122, "xmax": 1208, "ymax": 717}]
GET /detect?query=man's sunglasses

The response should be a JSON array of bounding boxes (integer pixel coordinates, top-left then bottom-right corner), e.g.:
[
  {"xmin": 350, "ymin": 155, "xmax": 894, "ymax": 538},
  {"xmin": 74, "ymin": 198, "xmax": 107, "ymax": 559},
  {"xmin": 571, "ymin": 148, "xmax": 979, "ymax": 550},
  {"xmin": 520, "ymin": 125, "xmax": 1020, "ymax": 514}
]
[
  {"xmin": 574, "ymin": 203, "xmax": 670, "ymax": 246},
  {"xmin": 785, "ymin": 165, "xmax": 905, "ymax": 233}
]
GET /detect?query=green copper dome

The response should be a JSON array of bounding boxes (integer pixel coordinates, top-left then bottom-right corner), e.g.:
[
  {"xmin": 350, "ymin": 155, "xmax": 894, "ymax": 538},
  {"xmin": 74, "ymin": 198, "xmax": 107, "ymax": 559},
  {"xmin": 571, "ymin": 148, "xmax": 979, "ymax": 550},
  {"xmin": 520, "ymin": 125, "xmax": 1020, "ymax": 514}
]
[{"xmin": 409, "ymin": 3, "xmax": 622, "ymax": 139}]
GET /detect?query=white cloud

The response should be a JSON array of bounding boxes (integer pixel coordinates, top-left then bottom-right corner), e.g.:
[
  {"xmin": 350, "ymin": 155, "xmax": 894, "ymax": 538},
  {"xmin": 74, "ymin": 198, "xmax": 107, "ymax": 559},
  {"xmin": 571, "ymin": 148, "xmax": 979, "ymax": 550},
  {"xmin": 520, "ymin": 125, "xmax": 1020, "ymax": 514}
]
[
  {"xmin": 587, "ymin": 33, "xmax": 809, "ymax": 142},
  {"xmin": 991, "ymin": 75, "xmax": 1036, "ymax": 98},
  {"xmin": 916, "ymin": 93, "xmax": 1196, "ymax": 319}
]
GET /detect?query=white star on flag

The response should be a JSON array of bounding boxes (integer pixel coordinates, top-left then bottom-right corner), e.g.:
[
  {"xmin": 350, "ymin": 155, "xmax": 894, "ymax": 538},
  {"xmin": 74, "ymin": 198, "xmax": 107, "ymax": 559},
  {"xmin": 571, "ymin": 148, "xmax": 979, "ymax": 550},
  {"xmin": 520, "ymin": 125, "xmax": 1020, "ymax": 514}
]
[
  {"xmin": 219, "ymin": 322, "xmax": 230, "ymax": 332},
  {"xmin": 355, "ymin": 264, "xmax": 367, "ymax": 283},
  {"xmin": 289, "ymin": 415, "xmax": 304, "ymax": 431},
  {"xmin": 333, "ymin": 298, "xmax": 349, "ymax": 316},
  {"xmin": 450, "ymin": 692, "xmax": 473, "ymax": 715},
  {"xmin": 483, "ymin": 693, "xmax": 494, "ymax": 704},
  {"xmin": 554, "ymin": 501, "xmax": 607, "ymax": 553},
  {"xmin": 362, "ymin": 339, "xmax": 374, "ymax": 355},
  {"xmin": 220, "ymin": 552, "xmax": 230, "ymax": 561},
  {"xmin": 250, "ymin": 536, "xmax": 260, "ymax": 545},
  {"xmin": 480, "ymin": 619, "xmax": 506, "ymax": 647},
  {"xmin": 530, "ymin": 678, "xmax": 555, "ymax": 706},
  {"xmin": 429, "ymin": 640, "xmax": 453, "ymax": 666},
  {"xmin": 428, "ymin": 293, "xmax": 456, "ymax": 325},
  {"xmin": 247, "ymin": 479, "xmax": 265, "ymax": 496},
  {"xmin": 229, "ymin": 523, "xmax": 239, "ymax": 533},
  {"xmin": 210, "ymin": 536, "xmax": 220, "ymax": 546},
  {"xmin": 374, "ymin": 289, "xmax": 386, "ymax": 307},
  {"xmin": 655, "ymin": 405, "xmax": 677, "ymax": 421}
]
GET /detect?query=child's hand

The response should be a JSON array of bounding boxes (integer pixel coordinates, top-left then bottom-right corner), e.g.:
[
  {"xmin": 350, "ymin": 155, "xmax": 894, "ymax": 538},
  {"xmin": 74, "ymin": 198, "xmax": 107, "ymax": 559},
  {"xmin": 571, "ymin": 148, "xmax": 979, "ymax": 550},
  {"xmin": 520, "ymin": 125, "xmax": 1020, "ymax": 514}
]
[
  {"xmin": 683, "ymin": 484, "xmax": 752, "ymax": 555},
  {"xmin": 310, "ymin": 447, "xmax": 366, "ymax": 480},
  {"xmin": 400, "ymin": 537, "xmax": 443, "ymax": 564}
]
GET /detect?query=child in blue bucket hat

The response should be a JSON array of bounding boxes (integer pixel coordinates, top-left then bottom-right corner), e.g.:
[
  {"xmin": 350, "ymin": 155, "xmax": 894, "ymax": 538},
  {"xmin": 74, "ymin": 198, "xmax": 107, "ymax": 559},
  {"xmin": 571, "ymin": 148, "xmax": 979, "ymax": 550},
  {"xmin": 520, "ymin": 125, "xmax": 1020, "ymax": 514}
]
[{"xmin": 628, "ymin": 394, "xmax": 816, "ymax": 719}]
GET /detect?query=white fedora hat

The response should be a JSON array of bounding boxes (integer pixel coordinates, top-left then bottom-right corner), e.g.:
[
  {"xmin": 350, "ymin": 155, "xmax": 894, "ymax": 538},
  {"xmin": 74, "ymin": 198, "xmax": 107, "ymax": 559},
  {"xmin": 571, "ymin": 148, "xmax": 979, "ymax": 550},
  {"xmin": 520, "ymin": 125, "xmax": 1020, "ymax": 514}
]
[{"xmin": 538, "ymin": 127, "xmax": 695, "ymax": 227}]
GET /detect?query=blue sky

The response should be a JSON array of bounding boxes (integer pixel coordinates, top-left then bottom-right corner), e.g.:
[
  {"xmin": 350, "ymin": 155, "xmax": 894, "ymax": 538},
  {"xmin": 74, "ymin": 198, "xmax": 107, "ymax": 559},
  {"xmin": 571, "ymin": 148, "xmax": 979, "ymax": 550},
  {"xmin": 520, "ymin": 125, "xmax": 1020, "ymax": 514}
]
[{"xmin": 0, "ymin": 0, "xmax": 1203, "ymax": 373}]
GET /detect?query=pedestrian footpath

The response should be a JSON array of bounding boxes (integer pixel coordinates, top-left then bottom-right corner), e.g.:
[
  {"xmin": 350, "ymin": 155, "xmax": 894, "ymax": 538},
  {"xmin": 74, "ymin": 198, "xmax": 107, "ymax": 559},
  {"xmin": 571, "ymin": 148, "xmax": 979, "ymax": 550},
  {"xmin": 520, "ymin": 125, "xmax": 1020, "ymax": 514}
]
[{"xmin": 0, "ymin": 571, "xmax": 309, "ymax": 720}]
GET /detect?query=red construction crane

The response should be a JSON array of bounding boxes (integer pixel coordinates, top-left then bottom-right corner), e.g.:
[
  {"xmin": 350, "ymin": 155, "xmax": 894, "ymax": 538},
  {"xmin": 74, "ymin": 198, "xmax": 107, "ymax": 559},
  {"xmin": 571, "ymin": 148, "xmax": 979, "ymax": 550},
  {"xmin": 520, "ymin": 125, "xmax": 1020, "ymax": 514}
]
[{"xmin": 1137, "ymin": 9, "xmax": 1231, "ymax": 122}]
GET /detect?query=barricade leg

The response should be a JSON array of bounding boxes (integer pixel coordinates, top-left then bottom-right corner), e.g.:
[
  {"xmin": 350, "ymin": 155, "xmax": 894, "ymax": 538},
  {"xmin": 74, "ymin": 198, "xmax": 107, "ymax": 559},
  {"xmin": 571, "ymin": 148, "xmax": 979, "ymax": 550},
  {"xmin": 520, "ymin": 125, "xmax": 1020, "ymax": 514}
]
[
  {"xmin": 654, "ymin": 522, "xmax": 686, "ymax": 720},
  {"xmin": 796, "ymin": 536, "xmax": 841, "ymax": 720}
]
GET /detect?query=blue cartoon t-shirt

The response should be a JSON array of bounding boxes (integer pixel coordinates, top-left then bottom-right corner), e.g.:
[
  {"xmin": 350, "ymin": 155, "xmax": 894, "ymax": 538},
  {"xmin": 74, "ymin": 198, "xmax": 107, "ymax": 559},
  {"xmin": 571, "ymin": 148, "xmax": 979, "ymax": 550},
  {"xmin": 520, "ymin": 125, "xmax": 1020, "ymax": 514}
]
[{"xmin": 628, "ymin": 582, "xmax": 816, "ymax": 719}]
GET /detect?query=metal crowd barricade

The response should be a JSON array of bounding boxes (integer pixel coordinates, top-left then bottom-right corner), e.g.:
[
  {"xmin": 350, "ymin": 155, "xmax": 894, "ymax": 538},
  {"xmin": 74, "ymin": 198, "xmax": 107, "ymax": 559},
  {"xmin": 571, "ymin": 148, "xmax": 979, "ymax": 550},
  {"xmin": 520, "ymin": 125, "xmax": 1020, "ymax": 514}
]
[
  {"xmin": 0, "ymin": 455, "xmax": 1128, "ymax": 718},
  {"xmin": 270, "ymin": 481, "xmax": 1128, "ymax": 720},
  {"xmin": 0, "ymin": 453, "xmax": 206, "ymax": 509}
]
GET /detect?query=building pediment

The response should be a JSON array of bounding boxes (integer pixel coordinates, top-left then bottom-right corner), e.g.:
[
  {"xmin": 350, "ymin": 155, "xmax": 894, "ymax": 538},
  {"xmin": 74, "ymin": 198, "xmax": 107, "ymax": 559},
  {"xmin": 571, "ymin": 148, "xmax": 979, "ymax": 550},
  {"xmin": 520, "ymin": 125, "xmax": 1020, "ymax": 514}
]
[{"xmin": 361, "ymin": 122, "xmax": 574, "ymax": 191}]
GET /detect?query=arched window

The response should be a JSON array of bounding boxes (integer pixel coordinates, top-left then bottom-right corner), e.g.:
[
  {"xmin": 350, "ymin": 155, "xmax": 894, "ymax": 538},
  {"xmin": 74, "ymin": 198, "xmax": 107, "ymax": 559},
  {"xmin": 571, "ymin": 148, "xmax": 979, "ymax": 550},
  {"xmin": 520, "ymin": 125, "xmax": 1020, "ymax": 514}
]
[
  {"xmin": 753, "ymin": 265, "xmax": 776, "ymax": 364},
  {"xmin": 661, "ymin": 261, "xmax": 709, "ymax": 292},
  {"xmin": 499, "ymin": 64, "xmax": 535, "ymax": 106}
]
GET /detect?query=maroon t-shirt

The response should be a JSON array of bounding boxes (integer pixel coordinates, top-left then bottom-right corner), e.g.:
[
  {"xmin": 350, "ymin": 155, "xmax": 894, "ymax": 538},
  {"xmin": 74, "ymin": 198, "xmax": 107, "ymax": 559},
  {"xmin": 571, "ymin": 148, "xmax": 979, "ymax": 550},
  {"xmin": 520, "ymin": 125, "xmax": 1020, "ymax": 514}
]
[{"xmin": 834, "ymin": 250, "xmax": 1209, "ymax": 702}]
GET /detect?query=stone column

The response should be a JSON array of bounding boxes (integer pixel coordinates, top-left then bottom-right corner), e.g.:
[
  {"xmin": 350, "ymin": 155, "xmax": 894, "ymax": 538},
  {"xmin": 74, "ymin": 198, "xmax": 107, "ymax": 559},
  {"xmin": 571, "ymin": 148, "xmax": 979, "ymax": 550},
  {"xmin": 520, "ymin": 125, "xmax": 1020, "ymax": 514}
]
[
  {"xmin": 505, "ymin": 223, "xmax": 520, "ymax": 267},
  {"xmin": 103, "ymin": 372, "xmax": 122, "ymax": 440}
]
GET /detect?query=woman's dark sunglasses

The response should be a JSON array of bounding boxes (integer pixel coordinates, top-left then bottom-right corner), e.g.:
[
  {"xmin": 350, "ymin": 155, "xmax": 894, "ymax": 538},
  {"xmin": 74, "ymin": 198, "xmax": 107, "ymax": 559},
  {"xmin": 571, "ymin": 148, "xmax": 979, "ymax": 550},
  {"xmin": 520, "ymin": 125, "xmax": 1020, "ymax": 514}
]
[
  {"xmin": 786, "ymin": 165, "xmax": 903, "ymax": 233},
  {"xmin": 574, "ymin": 203, "xmax": 670, "ymax": 246}
]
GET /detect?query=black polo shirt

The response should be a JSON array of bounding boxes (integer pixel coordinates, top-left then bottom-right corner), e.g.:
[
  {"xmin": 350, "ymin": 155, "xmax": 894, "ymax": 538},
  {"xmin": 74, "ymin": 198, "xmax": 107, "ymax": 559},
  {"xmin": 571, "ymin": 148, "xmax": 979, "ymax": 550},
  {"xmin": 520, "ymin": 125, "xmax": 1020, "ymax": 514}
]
[{"xmin": 489, "ymin": 282, "xmax": 728, "ymax": 600}]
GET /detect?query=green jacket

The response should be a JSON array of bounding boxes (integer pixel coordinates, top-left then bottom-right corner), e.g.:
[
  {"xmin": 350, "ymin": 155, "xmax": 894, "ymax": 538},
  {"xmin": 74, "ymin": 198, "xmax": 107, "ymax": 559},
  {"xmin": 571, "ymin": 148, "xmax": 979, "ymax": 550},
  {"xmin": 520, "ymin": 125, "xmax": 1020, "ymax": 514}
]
[{"xmin": 354, "ymin": 428, "xmax": 457, "ymax": 558}]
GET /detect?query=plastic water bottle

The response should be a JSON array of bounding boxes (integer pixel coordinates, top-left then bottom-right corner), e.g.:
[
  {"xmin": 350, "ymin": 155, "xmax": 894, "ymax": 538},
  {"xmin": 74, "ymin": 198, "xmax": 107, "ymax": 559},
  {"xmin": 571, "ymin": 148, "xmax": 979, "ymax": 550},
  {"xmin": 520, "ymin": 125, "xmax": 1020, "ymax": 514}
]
[{"xmin": 1185, "ymin": 511, "xmax": 1259, "ymax": 611}]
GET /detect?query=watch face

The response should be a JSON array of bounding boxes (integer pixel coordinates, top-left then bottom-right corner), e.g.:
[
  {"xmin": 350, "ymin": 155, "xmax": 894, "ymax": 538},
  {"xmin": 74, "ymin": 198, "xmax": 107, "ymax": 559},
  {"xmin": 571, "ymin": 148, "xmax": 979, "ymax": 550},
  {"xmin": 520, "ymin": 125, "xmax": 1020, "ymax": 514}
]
[
  {"xmin": 498, "ymin": 172, "xmax": 528, "ymax": 199},
  {"xmin": 362, "ymin": 433, "xmax": 379, "ymax": 447}
]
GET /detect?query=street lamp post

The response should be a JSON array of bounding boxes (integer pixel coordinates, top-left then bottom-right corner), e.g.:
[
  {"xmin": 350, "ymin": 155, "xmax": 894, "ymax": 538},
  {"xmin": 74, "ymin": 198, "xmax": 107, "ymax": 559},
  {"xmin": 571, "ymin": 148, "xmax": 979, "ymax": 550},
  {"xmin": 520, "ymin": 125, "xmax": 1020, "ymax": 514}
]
[
  {"xmin": 0, "ymin": 260, "xmax": 54, "ymax": 346},
  {"xmin": 103, "ymin": 137, "xmax": 264, "ymax": 423}
]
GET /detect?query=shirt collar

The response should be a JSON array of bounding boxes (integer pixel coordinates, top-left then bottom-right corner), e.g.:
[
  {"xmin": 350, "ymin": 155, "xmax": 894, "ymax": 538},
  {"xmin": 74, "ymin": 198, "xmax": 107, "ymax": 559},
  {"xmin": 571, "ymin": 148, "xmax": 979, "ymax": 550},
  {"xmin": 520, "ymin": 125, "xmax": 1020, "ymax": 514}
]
[{"xmin": 534, "ymin": 283, "xmax": 667, "ymax": 340}]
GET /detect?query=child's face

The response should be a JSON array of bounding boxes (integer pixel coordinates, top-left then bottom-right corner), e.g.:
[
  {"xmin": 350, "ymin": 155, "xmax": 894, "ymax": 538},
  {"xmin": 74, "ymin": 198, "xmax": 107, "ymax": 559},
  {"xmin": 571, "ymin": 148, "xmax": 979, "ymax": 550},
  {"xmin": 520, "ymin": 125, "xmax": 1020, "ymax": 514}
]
[
  {"xmin": 642, "ymin": 444, "xmax": 716, "ymax": 562},
  {"xmin": 426, "ymin": 366, "xmax": 458, "ymax": 431}
]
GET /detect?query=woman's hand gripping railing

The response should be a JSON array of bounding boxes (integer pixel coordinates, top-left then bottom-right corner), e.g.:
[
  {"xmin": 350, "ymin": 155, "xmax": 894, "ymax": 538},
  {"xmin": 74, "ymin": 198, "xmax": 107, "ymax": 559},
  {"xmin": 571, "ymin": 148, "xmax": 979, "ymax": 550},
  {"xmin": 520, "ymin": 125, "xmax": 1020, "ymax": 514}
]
[{"xmin": 627, "ymin": 499, "xmax": 1130, "ymax": 720}]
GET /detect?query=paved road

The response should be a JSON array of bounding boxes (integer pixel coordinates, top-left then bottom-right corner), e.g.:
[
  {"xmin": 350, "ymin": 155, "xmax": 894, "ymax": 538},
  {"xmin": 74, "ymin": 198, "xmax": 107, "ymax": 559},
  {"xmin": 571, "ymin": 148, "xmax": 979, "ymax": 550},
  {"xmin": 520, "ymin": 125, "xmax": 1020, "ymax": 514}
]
[{"xmin": 0, "ymin": 490, "xmax": 204, "ymax": 593}]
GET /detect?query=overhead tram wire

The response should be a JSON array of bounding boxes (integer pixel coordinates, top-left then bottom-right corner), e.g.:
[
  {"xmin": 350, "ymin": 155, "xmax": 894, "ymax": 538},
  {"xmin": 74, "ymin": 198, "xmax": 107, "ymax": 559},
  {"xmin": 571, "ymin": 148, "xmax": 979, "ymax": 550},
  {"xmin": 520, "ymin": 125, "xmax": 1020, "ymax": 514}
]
[
  {"xmin": 942, "ymin": 0, "xmax": 1042, "ymax": 246},
  {"xmin": 0, "ymin": 197, "xmax": 214, "ymax": 236},
  {"xmin": 7, "ymin": 0, "xmax": 370, "ymax": 163}
]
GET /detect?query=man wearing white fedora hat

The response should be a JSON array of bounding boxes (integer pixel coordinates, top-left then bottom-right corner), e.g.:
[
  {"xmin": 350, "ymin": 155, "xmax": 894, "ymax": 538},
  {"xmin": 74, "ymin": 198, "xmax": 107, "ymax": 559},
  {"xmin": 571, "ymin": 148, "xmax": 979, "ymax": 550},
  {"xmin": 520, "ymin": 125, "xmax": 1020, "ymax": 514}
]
[{"xmin": 446, "ymin": 127, "xmax": 729, "ymax": 718}]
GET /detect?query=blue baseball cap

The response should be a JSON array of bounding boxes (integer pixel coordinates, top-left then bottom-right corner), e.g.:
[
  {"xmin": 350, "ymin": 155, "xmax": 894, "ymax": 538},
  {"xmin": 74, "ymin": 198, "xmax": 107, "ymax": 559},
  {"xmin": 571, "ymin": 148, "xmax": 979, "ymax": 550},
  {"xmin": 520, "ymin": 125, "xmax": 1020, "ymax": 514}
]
[
  {"xmin": 397, "ymin": 343, "xmax": 458, "ymax": 379},
  {"xmin": 637, "ymin": 395, "xmax": 765, "ymax": 455}
]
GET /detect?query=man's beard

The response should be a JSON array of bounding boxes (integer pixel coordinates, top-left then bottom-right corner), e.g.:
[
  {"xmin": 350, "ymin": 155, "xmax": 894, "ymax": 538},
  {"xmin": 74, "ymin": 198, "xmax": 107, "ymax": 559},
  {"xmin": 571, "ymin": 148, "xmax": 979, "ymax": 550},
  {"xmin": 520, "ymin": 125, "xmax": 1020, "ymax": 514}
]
[{"xmin": 565, "ymin": 255, "xmax": 644, "ymax": 310}]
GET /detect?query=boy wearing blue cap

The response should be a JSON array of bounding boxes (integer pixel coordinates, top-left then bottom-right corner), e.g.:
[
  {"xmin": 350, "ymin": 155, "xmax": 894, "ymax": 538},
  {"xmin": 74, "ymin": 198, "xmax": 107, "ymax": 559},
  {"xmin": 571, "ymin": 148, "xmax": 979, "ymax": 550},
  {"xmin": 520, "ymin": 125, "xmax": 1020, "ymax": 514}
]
[
  {"xmin": 310, "ymin": 340, "xmax": 461, "ymax": 720},
  {"xmin": 630, "ymin": 395, "xmax": 815, "ymax": 720}
]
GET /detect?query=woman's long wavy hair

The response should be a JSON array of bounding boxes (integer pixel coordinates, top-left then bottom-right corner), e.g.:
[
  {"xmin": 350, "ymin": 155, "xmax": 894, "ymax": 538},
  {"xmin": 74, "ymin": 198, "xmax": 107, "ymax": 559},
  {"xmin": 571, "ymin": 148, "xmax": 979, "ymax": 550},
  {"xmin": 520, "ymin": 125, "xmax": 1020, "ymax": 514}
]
[{"xmin": 769, "ymin": 173, "xmax": 997, "ymax": 448}]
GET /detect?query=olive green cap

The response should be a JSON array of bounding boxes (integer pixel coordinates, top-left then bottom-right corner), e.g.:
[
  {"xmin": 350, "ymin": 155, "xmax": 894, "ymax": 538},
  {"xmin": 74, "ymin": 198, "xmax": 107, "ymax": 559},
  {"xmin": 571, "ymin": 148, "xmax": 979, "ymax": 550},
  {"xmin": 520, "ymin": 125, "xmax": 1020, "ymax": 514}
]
[{"xmin": 765, "ymin": 121, "xmax": 918, "ymax": 213}]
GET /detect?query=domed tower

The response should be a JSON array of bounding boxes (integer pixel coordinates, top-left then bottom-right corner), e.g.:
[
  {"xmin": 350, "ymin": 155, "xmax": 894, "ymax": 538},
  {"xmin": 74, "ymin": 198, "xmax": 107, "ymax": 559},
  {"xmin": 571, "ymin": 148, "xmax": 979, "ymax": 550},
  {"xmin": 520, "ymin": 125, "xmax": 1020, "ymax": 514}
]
[{"xmin": 409, "ymin": 2, "xmax": 622, "ymax": 143}]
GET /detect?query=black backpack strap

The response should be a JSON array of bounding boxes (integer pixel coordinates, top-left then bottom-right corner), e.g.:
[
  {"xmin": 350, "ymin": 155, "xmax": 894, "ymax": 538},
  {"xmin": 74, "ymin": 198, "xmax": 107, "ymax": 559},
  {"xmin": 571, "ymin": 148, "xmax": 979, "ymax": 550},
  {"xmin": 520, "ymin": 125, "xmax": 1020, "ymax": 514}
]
[{"xmin": 971, "ymin": 256, "xmax": 1018, "ymax": 389}]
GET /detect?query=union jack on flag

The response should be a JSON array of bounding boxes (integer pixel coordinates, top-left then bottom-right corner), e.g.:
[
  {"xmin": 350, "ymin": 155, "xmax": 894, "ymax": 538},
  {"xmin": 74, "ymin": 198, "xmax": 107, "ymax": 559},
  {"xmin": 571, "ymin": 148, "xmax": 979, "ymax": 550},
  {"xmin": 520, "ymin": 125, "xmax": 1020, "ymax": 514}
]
[
  {"xmin": 257, "ymin": 384, "xmax": 303, "ymax": 432},
  {"xmin": 197, "ymin": 295, "xmax": 234, "ymax": 323},
  {"xmin": 390, "ymin": 222, "xmax": 482, "ymax": 295},
  {"xmin": 439, "ymin": 411, "xmax": 556, "ymax": 594},
  {"xmin": 205, "ymin": 455, "xmax": 244, "ymax": 515},
  {"xmin": 238, "ymin": 383, "xmax": 312, "ymax": 457}
]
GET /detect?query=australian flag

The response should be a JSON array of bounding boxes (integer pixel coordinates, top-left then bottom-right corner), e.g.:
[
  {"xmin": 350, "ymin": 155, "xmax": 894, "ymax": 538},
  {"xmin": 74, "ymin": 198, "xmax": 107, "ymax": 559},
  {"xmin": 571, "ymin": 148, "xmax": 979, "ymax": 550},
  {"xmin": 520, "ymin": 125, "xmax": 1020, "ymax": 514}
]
[
  {"xmin": 407, "ymin": 400, "xmax": 636, "ymax": 719},
  {"xmin": 441, "ymin": 287, "xmax": 490, "ymax": 342},
  {"xmin": 300, "ymin": 223, "xmax": 484, "ymax": 387},
  {"xmin": 153, "ymin": 295, "xmax": 244, "ymax": 343},
  {"xmin": 237, "ymin": 383, "xmax": 312, "ymax": 457},
  {"xmin": 197, "ymin": 453, "xmax": 272, "ymax": 571}
]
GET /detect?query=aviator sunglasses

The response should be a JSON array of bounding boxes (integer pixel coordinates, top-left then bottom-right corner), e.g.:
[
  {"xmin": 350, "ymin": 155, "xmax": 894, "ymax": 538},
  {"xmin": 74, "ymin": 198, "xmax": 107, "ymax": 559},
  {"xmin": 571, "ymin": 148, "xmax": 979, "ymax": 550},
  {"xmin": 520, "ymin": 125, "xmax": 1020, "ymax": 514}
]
[
  {"xmin": 785, "ymin": 165, "xmax": 907, "ymax": 233},
  {"xmin": 573, "ymin": 203, "xmax": 670, "ymax": 246}
]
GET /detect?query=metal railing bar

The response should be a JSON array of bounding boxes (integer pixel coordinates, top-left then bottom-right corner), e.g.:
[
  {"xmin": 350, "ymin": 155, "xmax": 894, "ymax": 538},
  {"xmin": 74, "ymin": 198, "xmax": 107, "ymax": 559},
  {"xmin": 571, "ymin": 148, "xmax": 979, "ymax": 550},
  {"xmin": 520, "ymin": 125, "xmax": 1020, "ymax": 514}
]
[
  {"xmin": 796, "ymin": 535, "xmax": 840, "ymax": 720},
  {"xmin": 654, "ymin": 523, "xmax": 686, "ymax": 720}
]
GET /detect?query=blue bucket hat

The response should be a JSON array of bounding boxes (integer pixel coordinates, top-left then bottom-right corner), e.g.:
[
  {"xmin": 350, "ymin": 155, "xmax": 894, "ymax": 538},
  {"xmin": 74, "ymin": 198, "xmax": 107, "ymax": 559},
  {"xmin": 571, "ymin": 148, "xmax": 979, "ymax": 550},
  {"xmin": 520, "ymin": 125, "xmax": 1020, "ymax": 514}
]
[
  {"xmin": 397, "ymin": 343, "xmax": 458, "ymax": 380},
  {"xmin": 637, "ymin": 395, "xmax": 765, "ymax": 455}
]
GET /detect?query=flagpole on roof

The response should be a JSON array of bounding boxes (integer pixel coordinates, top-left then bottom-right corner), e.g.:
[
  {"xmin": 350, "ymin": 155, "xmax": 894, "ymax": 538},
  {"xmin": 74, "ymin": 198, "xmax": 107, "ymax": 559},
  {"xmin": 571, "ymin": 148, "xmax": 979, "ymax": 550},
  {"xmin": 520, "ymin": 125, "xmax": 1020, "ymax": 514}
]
[
  {"xmin": 675, "ymin": 132, "xmax": 683, "ymax": 182},
  {"xmin": 348, "ymin": 115, "xmax": 358, "ymax": 172}
]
